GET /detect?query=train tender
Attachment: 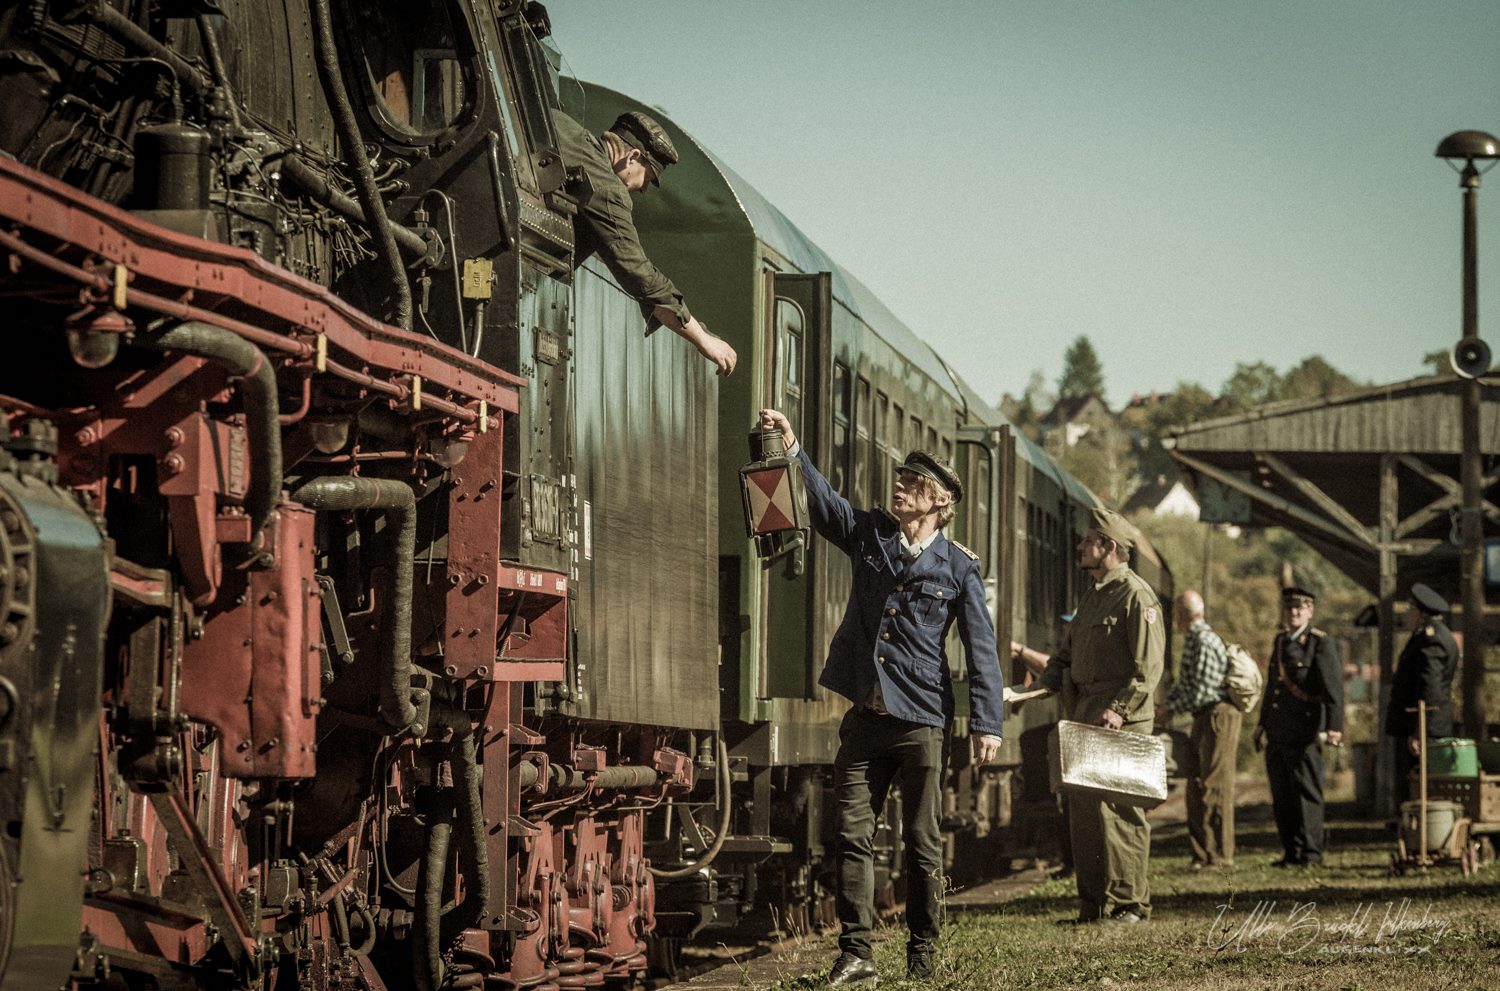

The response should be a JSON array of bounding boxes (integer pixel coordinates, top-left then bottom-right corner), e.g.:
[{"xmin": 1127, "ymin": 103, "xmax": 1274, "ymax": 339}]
[{"xmin": 0, "ymin": 1, "xmax": 1170, "ymax": 987}]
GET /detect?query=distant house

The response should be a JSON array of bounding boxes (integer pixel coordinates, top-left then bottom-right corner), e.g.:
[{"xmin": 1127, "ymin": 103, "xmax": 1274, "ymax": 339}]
[
  {"xmin": 1123, "ymin": 473, "xmax": 1200, "ymax": 518},
  {"xmin": 1040, "ymin": 394, "xmax": 1111, "ymax": 448}
]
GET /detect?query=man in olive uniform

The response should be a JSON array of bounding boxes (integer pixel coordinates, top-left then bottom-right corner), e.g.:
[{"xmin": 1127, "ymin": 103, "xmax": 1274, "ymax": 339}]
[
  {"xmin": 1384, "ymin": 583, "xmax": 1460, "ymax": 786},
  {"xmin": 755, "ymin": 409, "xmax": 1005, "ymax": 985},
  {"xmin": 553, "ymin": 109, "xmax": 737, "ymax": 375},
  {"xmin": 1011, "ymin": 509, "xmax": 1164, "ymax": 924},
  {"xmin": 1252, "ymin": 586, "xmax": 1344, "ymax": 867}
]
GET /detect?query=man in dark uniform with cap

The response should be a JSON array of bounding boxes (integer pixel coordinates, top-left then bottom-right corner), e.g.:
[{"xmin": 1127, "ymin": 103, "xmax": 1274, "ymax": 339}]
[
  {"xmin": 1384, "ymin": 583, "xmax": 1460, "ymax": 786},
  {"xmin": 1010, "ymin": 508, "xmax": 1164, "ymax": 924},
  {"xmin": 554, "ymin": 109, "xmax": 737, "ymax": 375},
  {"xmin": 1252, "ymin": 586, "xmax": 1344, "ymax": 867},
  {"xmin": 756, "ymin": 409, "xmax": 1005, "ymax": 985}
]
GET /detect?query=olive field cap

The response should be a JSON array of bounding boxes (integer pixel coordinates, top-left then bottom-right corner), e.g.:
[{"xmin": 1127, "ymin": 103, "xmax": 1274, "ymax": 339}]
[
  {"xmin": 1409, "ymin": 582, "xmax": 1449, "ymax": 615},
  {"xmin": 1281, "ymin": 585, "xmax": 1316, "ymax": 606},
  {"xmin": 1088, "ymin": 507, "xmax": 1135, "ymax": 551},
  {"xmin": 611, "ymin": 111, "xmax": 678, "ymax": 186},
  {"xmin": 897, "ymin": 450, "xmax": 963, "ymax": 504}
]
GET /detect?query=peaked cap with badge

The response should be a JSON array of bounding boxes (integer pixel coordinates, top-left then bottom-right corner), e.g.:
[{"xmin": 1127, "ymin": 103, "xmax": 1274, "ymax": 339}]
[
  {"xmin": 897, "ymin": 450, "xmax": 963, "ymax": 503},
  {"xmin": 611, "ymin": 111, "xmax": 679, "ymax": 186}
]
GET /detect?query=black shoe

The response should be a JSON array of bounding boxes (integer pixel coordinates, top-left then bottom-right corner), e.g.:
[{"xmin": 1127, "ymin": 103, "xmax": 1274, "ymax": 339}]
[
  {"xmin": 1051, "ymin": 865, "xmax": 1075, "ymax": 880},
  {"xmin": 1106, "ymin": 910, "xmax": 1145, "ymax": 925},
  {"xmin": 907, "ymin": 951, "xmax": 934, "ymax": 979},
  {"xmin": 1270, "ymin": 857, "xmax": 1300, "ymax": 868},
  {"xmin": 828, "ymin": 953, "xmax": 879, "ymax": 986}
]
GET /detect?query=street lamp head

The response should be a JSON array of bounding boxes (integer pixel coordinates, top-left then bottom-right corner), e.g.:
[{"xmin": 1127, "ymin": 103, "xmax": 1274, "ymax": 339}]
[{"xmin": 1436, "ymin": 130, "xmax": 1500, "ymax": 169}]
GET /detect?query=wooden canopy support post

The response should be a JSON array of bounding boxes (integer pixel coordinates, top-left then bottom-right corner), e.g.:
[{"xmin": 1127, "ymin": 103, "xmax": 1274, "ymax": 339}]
[{"xmin": 1376, "ymin": 454, "xmax": 1399, "ymax": 817}]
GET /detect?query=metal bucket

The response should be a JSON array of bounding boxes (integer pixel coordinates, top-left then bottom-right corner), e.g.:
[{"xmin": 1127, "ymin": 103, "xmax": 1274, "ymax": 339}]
[{"xmin": 1399, "ymin": 799, "xmax": 1462, "ymax": 853}]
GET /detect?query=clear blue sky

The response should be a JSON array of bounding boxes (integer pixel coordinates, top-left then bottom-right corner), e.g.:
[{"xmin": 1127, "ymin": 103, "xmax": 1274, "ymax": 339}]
[{"xmin": 551, "ymin": 1, "xmax": 1500, "ymax": 408}]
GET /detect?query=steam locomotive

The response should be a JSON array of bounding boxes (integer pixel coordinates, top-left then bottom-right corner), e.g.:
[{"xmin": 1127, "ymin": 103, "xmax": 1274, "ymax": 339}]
[{"xmin": 0, "ymin": 3, "xmax": 1170, "ymax": 989}]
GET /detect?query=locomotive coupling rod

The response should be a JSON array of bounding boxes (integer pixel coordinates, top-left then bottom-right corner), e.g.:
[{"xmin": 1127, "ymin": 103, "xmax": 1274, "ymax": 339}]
[
  {"xmin": 137, "ymin": 322, "xmax": 281, "ymax": 543},
  {"xmin": 274, "ymin": 155, "xmax": 443, "ymax": 267},
  {"xmin": 148, "ymin": 791, "xmax": 258, "ymax": 968},
  {"xmin": 518, "ymin": 761, "xmax": 664, "ymax": 792},
  {"xmin": 291, "ymin": 477, "xmax": 418, "ymax": 732}
]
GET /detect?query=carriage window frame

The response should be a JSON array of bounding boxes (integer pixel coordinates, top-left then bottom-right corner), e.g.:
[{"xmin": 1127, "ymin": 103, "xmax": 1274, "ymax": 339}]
[{"xmin": 774, "ymin": 297, "xmax": 806, "ymax": 436}]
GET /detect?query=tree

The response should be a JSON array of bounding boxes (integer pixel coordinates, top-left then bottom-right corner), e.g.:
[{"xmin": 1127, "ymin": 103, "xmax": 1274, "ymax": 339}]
[
  {"xmin": 1002, "ymin": 369, "xmax": 1054, "ymax": 438},
  {"xmin": 1056, "ymin": 418, "xmax": 1131, "ymax": 504},
  {"xmin": 1058, "ymin": 336, "xmax": 1105, "ymax": 401},
  {"xmin": 1421, "ymin": 349, "xmax": 1451, "ymax": 377},
  {"xmin": 1282, "ymin": 356, "xmax": 1360, "ymax": 401},
  {"xmin": 1118, "ymin": 383, "xmax": 1219, "ymax": 482},
  {"xmin": 1221, "ymin": 361, "xmax": 1284, "ymax": 410}
]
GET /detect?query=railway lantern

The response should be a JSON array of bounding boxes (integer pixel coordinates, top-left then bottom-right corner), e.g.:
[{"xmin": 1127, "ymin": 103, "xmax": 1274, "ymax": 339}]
[{"xmin": 740, "ymin": 428, "xmax": 809, "ymax": 557}]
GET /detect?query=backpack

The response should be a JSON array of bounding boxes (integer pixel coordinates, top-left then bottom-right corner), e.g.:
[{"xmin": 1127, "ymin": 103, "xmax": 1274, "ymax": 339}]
[{"xmin": 1223, "ymin": 642, "xmax": 1263, "ymax": 713}]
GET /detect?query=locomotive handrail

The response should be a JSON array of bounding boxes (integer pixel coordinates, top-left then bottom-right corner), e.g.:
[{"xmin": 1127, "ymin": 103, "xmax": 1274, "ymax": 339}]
[{"xmin": 0, "ymin": 156, "xmax": 522, "ymax": 423}]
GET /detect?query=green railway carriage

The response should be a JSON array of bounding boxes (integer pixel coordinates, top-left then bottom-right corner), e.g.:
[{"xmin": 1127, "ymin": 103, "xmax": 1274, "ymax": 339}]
[{"xmin": 562, "ymin": 81, "xmax": 1171, "ymax": 932}]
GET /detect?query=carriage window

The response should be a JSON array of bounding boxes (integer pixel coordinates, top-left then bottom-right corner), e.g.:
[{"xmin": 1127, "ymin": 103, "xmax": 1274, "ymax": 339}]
[
  {"xmin": 855, "ymin": 377, "xmax": 871, "ymax": 505},
  {"xmin": 909, "ymin": 416, "xmax": 923, "ymax": 453},
  {"xmin": 354, "ymin": 0, "xmax": 469, "ymax": 135},
  {"xmin": 775, "ymin": 298, "xmax": 805, "ymax": 436},
  {"xmin": 832, "ymin": 361, "xmax": 851, "ymax": 495},
  {"xmin": 874, "ymin": 391, "xmax": 889, "ymax": 502}
]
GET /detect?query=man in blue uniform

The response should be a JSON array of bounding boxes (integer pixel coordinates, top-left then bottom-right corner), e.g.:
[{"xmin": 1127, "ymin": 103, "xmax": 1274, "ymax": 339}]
[
  {"xmin": 756, "ymin": 409, "xmax": 1005, "ymax": 986},
  {"xmin": 1252, "ymin": 586, "xmax": 1344, "ymax": 867},
  {"xmin": 1384, "ymin": 583, "xmax": 1460, "ymax": 786}
]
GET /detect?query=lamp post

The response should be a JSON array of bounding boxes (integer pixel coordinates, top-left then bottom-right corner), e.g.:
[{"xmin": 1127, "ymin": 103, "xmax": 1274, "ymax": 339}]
[{"xmin": 1435, "ymin": 129, "xmax": 1499, "ymax": 737}]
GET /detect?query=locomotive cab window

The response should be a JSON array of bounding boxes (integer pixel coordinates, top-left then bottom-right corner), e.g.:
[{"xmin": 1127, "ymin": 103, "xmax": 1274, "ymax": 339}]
[{"xmin": 348, "ymin": 0, "xmax": 472, "ymax": 138}]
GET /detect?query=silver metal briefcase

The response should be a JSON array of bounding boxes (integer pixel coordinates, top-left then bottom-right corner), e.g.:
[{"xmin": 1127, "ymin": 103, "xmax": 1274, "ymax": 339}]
[{"xmin": 1048, "ymin": 720, "xmax": 1169, "ymax": 808}]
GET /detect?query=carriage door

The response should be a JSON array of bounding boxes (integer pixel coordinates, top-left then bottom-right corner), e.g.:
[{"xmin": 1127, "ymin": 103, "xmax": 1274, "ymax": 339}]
[
  {"xmin": 760, "ymin": 272, "xmax": 832, "ymax": 700},
  {"xmin": 957, "ymin": 422, "xmax": 1015, "ymax": 675},
  {"xmin": 953, "ymin": 423, "xmax": 1018, "ymax": 762}
]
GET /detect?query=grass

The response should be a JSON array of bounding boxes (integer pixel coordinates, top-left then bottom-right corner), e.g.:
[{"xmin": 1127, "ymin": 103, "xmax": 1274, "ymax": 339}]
[{"xmin": 761, "ymin": 808, "xmax": 1500, "ymax": 991}]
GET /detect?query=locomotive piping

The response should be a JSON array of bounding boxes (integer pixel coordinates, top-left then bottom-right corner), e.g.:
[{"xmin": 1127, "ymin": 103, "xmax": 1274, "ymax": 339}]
[
  {"xmin": 415, "ymin": 701, "xmax": 489, "ymax": 990},
  {"xmin": 648, "ymin": 735, "xmax": 731, "ymax": 880},
  {"xmin": 413, "ymin": 804, "xmax": 452, "ymax": 991},
  {"xmin": 310, "ymin": 0, "xmax": 413, "ymax": 330},
  {"xmin": 289, "ymin": 476, "xmax": 418, "ymax": 731},
  {"xmin": 195, "ymin": 14, "xmax": 244, "ymax": 129},
  {"xmin": 84, "ymin": 3, "xmax": 211, "ymax": 97},
  {"xmin": 275, "ymin": 154, "xmax": 436, "ymax": 263},
  {"xmin": 137, "ymin": 321, "xmax": 282, "ymax": 540}
]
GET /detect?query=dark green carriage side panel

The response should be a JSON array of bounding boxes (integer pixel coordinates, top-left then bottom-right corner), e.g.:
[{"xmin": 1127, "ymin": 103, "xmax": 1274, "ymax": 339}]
[{"xmin": 569, "ymin": 261, "xmax": 721, "ymax": 729}]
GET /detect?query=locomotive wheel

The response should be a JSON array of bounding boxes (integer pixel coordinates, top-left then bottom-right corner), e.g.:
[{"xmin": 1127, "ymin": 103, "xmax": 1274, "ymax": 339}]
[{"xmin": 645, "ymin": 935, "xmax": 683, "ymax": 981}]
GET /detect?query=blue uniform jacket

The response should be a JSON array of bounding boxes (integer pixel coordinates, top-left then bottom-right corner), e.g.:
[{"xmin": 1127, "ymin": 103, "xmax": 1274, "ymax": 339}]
[{"xmin": 798, "ymin": 449, "xmax": 1005, "ymax": 737}]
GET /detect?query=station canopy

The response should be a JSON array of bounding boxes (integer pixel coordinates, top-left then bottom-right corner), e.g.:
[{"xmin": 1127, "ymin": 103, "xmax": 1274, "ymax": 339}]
[{"xmin": 1165, "ymin": 373, "xmax": 1500, "ymax": 604}]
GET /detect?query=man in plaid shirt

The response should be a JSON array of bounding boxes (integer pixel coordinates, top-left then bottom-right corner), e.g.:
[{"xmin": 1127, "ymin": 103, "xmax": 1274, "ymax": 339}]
[{"xmin": 1156, "ymin": 590, "xmax": 1240, "ymax": 869}]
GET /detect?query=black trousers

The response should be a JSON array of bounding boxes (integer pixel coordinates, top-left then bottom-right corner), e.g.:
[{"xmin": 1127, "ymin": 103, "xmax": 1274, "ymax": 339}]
[
  {"xmin": 1264, "ymin": 740, "xmax": 1325, "ymax": 864},
  {"xmin": 833, "ymin": 707, "xmax": 946, "ymax": 959}
]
